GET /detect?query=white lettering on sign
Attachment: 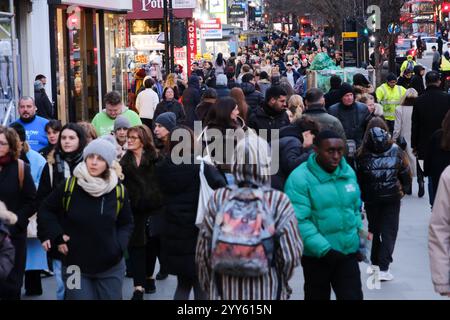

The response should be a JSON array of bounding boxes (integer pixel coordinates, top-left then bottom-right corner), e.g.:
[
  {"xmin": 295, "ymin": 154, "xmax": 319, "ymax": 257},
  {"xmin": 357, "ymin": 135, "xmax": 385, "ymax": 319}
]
[{"xmin": 141, "ymin": 0, "xmax": 164, "ymax": 11}]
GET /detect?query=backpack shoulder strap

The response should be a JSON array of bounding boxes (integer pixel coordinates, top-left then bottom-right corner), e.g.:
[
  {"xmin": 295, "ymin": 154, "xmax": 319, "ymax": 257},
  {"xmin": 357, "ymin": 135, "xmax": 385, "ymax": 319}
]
[
  {"xmin": 18, "ymin": 159, "xmax": 24, "ymax": 190},
  {"xmin": 115, "ymin": 183, "xmax": 125, "ymax": 217},
  {"xmin": 62, "ymin": 177, "xmax": 77, "ymax": 213}
]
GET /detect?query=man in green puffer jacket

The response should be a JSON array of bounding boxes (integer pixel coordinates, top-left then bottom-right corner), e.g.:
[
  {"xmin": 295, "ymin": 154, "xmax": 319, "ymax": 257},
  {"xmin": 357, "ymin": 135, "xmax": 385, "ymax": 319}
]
[{"xmin": 285, "ymin": 130, "xmax": 364, "ymax": 300}]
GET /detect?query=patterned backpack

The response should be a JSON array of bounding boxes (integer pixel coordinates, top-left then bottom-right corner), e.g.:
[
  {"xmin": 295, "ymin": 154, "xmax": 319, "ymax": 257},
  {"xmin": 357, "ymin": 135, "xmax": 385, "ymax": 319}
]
[{"xmin": 211, "ymin": 187, "xmax": 276, "ymax": 277}]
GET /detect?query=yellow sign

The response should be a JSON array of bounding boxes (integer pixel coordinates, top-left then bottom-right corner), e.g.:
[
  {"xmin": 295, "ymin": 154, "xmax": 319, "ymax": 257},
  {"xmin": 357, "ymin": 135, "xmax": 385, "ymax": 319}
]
[
  {"xmin": 134, "ymin": 55, "xmax": 149, "ymax": 64},
  {"xmin": 203, "ymin": 53, "xmax": 212, "ymax": 60},
  {"xmin": 342, "ymin": 32, "xmax": 358, "ymax": 38}
]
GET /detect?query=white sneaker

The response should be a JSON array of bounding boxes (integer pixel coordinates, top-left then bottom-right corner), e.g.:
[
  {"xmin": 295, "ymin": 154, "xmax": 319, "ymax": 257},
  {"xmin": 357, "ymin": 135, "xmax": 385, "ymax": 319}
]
[
  {"xmin": 379, "ymin": 270, "xmax": 394, "ymax": 281},
  {"xmin": 366, "ymin": 265, "xmax": 377, "ymax": 275}
]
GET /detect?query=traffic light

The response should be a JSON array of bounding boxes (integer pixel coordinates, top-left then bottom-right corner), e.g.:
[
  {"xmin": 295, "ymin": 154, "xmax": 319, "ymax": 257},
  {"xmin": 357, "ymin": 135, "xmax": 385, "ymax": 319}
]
[
  {"xmin": 363, "ymin": 28, "xmax": 369, "ymax": 36},
  {"xmin": 172, "ymin": 20, "xmax": 187, "ymax": 48},
  {"xmin": 443, "ymin": 2, "xmax": 450, "ymax": 13}
]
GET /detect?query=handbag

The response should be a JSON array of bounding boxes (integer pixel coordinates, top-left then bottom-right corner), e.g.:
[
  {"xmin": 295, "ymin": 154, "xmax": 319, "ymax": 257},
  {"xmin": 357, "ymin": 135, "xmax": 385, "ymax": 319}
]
[{"xmin": 195, "ymin": 160, "xmax": 214, "ymax": 228}]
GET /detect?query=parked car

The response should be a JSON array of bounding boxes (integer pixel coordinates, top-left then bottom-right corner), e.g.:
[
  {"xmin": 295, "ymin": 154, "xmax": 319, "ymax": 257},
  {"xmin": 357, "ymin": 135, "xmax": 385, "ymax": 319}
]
[{"xmin": 421, "ymin": 36, "xmax": 448, "ymax": 55}]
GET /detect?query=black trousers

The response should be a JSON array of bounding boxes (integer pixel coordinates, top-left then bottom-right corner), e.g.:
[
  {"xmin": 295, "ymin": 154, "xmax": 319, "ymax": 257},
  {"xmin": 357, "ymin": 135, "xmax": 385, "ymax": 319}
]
[
  {"xmin": 128, "ymin": 236, "xmax": 161, "ymax": 287},
  {"xmin": 301, "ymin": 253, "xmax": 363, "ymax": 300},
  {"xmin": 174, "ymin": 275, "xmax": 206, "ymax": 300},
  {"xmin": 0, "ymin": 233, "xmax": 26, "ymax": 300},
  {"xmin": 24, "ymin": 270, "xmax": 42, "ymax": 294},
  {"xmin": 386, "ymin": 120, "xmax": 395, "ymax": 135},
  {"xmin": 365, "ymin": 200, "xmax": 401, "ymax": 272}
]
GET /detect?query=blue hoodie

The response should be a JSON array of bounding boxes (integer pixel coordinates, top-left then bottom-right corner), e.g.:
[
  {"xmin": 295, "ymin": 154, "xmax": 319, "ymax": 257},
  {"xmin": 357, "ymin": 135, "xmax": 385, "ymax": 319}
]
[{"xmin": 15, "ymin": 116, "xmax": 49, "ymax": 152}]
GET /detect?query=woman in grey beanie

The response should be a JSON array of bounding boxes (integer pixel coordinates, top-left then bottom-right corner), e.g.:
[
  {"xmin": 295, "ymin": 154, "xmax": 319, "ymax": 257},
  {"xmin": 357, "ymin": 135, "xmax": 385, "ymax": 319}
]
[{"xmin": 39, "ymin": 137, "xmax": 134, "ymax": 300}]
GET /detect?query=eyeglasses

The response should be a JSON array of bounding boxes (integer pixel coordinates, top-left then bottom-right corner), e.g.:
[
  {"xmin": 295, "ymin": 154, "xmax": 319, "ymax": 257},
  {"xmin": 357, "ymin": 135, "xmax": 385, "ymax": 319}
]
[{"xmin": 127, "ymin": 136, "xmax": 140, "ymax": 141}]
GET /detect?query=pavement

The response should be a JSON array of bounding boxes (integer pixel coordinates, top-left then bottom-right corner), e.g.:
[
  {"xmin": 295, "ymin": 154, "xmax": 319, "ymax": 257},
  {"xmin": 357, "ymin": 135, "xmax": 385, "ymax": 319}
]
[{"xmin": 23, "ymin": 179, "xmax": 446, "ymax": 300}]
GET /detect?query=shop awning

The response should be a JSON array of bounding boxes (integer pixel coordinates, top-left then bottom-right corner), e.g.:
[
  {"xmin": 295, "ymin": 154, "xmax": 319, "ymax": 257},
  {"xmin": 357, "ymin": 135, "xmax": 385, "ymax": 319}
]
[{"xmin": 59, "ymin": 0, "xmax": 133, "ymax": 11}]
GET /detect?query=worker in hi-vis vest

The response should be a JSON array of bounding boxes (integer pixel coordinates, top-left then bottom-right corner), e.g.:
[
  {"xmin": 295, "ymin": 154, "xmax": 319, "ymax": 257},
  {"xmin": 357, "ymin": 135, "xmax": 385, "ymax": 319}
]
[
  {"xmin": 440, "ymin": 52, "xmax": 450, "ymax": 88},
  {"xmin": 376, "ymin": 73, "xmax": 406, "ymax": 133}
]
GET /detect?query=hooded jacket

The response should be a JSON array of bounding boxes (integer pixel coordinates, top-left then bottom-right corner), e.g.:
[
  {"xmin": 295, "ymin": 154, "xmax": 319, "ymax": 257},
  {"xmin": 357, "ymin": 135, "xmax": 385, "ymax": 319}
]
[
  {"xmin": 240, "ymin": 82, "xmax": 264, "ymax": 115},
  {"xmin": 429, "ymin": 166, "xmax": 450, "ymax": 294},
  {"xmin": 182, "ymin": 76, "xmax": 202, "ymax": 129},
  {"xmin": 272, "ymin": 123, "xmax": 314, "ymax": 191},
  {"xmin": 409, "ymin": 65, "xmax": 425, "ymax": 96},
  {"xmin": 355, "ymin": 127, "xmax": 412, "ymax": 204},
  {"xmin": 196, "ymin": 135, "xmax": 303, "ymax": 300},
  {"xmin": 285, "ymin": 153, "xmax": 363, "ymax": 258}
]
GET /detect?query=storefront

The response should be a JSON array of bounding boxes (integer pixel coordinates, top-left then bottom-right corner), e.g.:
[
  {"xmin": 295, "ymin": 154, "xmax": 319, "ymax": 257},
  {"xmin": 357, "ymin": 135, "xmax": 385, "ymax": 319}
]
[
  {"xmin": 48, "ymin": 0, "xmax": 132, "ymax": 123},
  {"xmin": 126, "ymin": 0, "xmax": 195, "ymax": 80}
]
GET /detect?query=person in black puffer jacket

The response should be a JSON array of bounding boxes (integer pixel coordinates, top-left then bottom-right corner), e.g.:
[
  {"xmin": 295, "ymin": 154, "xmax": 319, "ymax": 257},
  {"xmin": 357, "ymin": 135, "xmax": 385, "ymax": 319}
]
[
  {"xmin": 156, "ymin": 126, "xmax": 226, "ymax": 300},
  {"xmin": 0, "ymin": 202, "xmax": 16, "ymax": 281},
  {"xmin": 240, "ymin": 73, "xmax": 264, "ymax": 116},
  {"xmin": 356, "ymin": 117, "xmax": 411, "ymax": 281},
  {"xmin": 154, "ymin": 87, "xmax": 186, "ymax": 126},
  {"xmin": 272, "ymin": 116, "xmax": 319, "ymax": 191}
]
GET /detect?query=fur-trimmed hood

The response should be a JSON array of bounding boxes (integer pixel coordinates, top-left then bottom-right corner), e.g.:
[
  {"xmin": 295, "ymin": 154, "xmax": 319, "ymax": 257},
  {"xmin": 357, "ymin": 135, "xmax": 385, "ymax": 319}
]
[{"xmin": 0, "ymin": 201, "xmax": 17, "ymax": 225}]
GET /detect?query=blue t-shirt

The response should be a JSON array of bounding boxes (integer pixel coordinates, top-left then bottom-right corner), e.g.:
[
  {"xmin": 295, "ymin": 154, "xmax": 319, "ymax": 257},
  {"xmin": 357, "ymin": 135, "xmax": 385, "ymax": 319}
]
[{"xmin": 15, "ymin": 116, "xmax": 49, "ymax": 152}]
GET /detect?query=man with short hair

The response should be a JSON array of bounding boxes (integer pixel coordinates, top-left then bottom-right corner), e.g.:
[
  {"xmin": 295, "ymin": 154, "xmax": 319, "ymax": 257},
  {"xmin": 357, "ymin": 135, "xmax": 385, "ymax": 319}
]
[
  {"xmin": 303, "ymin": 88, "xmax": 346, "ymax": 139},
  {"xmin": 412, "ymin": 70, "xmax": 450, "ymax": 199},
  {"xmin": 282, "ymin": 62, "xmax": 301, "ymax": 88},
  {"xmin": 375, "ymin": 73, "xmax": 406, "ymax": 133},
  {"xmin": 285, "ymin": 130, "xmax": 364, "ymax": 300},
  {"xmin": 247, "ymin": 86, "xmax": 290, "ymax": 143},
  {"xmin": 13, "ymin": 96, "xmax": 49, "ymax": 152},
  {"xmin": 135, "ymin": 77, "xmax": 159, "ymax": 129},
  {"xmin": 432, "ymin": 46, "xmax": 441, "ymax": 71},
  {"xmin": 91, "ymin": 91, "xmax": 142, "ymax": 136},
  {"xmin": 35, "ymin": 74, "xmax": 47, "ymax": 87},
  {"xmin": 329, "ymin": 83, "xmax": 370, "ymax": 148},
  {"xmin": 241, "ymin": 73, "xmax": 264, "ymax": 115}
]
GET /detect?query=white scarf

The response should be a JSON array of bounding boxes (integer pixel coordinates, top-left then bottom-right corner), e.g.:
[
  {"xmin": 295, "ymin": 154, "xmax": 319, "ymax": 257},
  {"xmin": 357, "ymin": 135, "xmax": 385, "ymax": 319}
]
[{"xmin": 73, "ymin": 162, "xmax": 118, "ymax": 197}]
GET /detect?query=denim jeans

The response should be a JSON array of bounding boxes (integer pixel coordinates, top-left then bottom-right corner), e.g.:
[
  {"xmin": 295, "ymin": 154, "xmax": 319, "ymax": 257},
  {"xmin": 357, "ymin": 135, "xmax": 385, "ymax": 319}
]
[{"xmin": 52, "ymin": 260, "xmax": 65, "ymax": 300}]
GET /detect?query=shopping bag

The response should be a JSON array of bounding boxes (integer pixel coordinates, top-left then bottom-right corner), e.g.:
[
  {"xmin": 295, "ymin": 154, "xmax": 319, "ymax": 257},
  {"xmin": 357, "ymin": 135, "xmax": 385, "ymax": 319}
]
[{"xmin": 195, "ymin": 160, "xmax": 214, "ymax": 228}]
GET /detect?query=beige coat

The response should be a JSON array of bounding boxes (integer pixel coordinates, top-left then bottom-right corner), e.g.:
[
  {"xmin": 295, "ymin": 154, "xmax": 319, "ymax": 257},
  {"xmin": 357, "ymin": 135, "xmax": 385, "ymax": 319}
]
[
  {"xmin": 394, "ymin": 105, "xmax": 417, "ymax": 176},
  {"xmin": 429, "ymin": 165, "xmax": 450, "ymax": 294}
]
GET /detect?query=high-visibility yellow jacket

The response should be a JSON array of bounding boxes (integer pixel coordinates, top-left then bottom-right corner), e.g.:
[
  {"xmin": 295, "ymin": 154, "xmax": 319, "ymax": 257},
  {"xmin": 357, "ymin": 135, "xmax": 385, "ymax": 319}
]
[
  {"xmin": 400, "ymin": 57, "xmax": 417, "ymax": 75},
  {"xmin": 441, "ymin": 55, "xmax": 450, "ymax": 71},
  {"xmin": 375, "ymin": 83, "xmax": 406, "ymax": 121}
]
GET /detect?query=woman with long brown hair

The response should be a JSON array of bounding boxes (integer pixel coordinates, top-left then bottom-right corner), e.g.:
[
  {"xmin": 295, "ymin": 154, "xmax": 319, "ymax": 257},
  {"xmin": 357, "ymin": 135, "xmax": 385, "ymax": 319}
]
[
  {"xmin": 120, "ymin": 125, "xmax": 164, "ymax": 300},
  {"xmin": 230, "ymin": 87, "xmax": 249, "ymax": 121},
  {"xmin": 0, "ymin": 126, "xmax": 36, "ymax": 300},
  {"xmin": 424, "ymin": 110, "xmax": 450, "ymax": 206}
]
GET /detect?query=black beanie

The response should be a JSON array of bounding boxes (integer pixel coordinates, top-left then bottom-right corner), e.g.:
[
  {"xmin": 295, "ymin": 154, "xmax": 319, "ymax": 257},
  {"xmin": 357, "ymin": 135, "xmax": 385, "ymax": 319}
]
[
  {"xmin": 386, "ymin": 73, "xmax": 397, "ymax": 82},
  {"xmin": 340, "ymin": 83, "xmax": 354, "ymax": 98}
]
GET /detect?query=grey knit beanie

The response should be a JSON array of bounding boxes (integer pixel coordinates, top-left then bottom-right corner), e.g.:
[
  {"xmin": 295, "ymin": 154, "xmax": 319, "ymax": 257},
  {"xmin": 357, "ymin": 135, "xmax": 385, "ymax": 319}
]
[
  {"xmin": 113, "ymin": 115, "xmax": 131, "ymax": 131},
  {"xmin": 83, "ymin": 137, "xmax": 117, "ymax": 167},
  {"xmin": 155, "ymin": 112, "xmax": 177, "ymax": 132}
]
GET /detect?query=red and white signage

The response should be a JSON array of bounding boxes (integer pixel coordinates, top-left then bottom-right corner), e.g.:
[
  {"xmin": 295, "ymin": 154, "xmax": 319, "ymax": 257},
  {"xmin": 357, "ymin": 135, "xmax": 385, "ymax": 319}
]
[
  {"xmin": 186, "ymin": 18, "xmax": 197, "ymax": 76},
  {"xmin": 126, "ymin": 0, "xmax": 193, "ymax": 19},
  {"xmin": 198, "ymin": 18, "xmax": 222, "ymax": 30},
  {"xmin": 198, "ymin": 18, "xmax": 223, "ymax": 40}
]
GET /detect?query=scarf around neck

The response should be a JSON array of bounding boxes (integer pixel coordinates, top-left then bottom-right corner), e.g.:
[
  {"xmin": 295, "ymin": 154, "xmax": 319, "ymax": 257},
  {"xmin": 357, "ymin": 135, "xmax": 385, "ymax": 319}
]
[{"xmin": 73, "ymin": 162, "xmax": 118, "ymax": 197}]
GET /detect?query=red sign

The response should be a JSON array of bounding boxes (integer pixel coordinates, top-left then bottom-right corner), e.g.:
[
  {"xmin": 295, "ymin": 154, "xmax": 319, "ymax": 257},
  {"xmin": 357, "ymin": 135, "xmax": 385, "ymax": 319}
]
[
  {"xmin": 186, "ymin": 18, "xmax": 197, "ymax": 76},
  {"xmin": 443, "ymin": 2, "xmax": 450, "ymax": 13},
  {"xmin": 198, "ymin": 18, "xmax": 222, "ymax": 30},
  {"xmin": 126, "ymin": 0, "xmax": 193, "ymax": 20}
]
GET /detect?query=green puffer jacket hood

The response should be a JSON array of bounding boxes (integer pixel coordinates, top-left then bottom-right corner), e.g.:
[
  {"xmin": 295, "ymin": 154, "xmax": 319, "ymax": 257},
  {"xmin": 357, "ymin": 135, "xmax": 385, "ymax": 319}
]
[{"xmin": 285, "ymin": 153, "xmax": 363, "ymax": 258}]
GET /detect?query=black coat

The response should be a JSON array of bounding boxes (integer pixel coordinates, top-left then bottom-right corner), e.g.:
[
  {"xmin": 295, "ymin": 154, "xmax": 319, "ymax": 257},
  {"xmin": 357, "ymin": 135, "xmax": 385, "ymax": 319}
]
[
  {"xmin": 356, "ymin": 130, "xmax": 412, "ymax": 204},
  {"xmin": 0, "ymin": 223, "xmax": 14, "ymax": 281},
  {"xmin": 0, "ymin": 160, "xmax": 36, "ymax": 238},
  {"xmin": 247, "ymin": 104, "xmax": 290, "ymax": 143},
  {"xmin": 155, "ymin": 156, "xmax": 226, "ymax": 277},
  {"xmin": 120, "ymin": 150, "xmax": 163, "ymax": 247},
  {"xmin": 410, "ymin": 76, "xmax": 425, "ymax": 96},
  {"xmin": 215, "ymin": 85, "xmax": 231, "ymax": 99},
  {"xmin": 412, "ymin": 86, "xmax": 450, "ymax": 159},
  {"xmin": 36, "ymin": 150, "xmax": 83, "ymax": 259},
  {"xmin": 424, "ymin": 129, "xmax": 450, "ymax": 200},
  {"xmin": 182, "ymin": 87, "xmax": 201, "ymax": 129},
  {"xmin": 38, "ymin": 180, "xmax": 134, "ymax": 274},
  {"xmin": 324, "ymin": 89, "xmax": 342, "ymax": 110},
  {"xmin": 154, "ymin": 100, "xmax": 186, "ymax": 125},
  {"xmin": 328, "ymin": 102, "xmax": 370, "ymax": 148},
  {"xmin": 241, "ymin": 82, "xmax": 264, "ymax": 115},
  {"xmin": 272, "ymin": 124, "xmax": 313, "ymax": 191},
  {"xmin": 35, "ymin": 89, "xmax": 53, "ymax": 119}
]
